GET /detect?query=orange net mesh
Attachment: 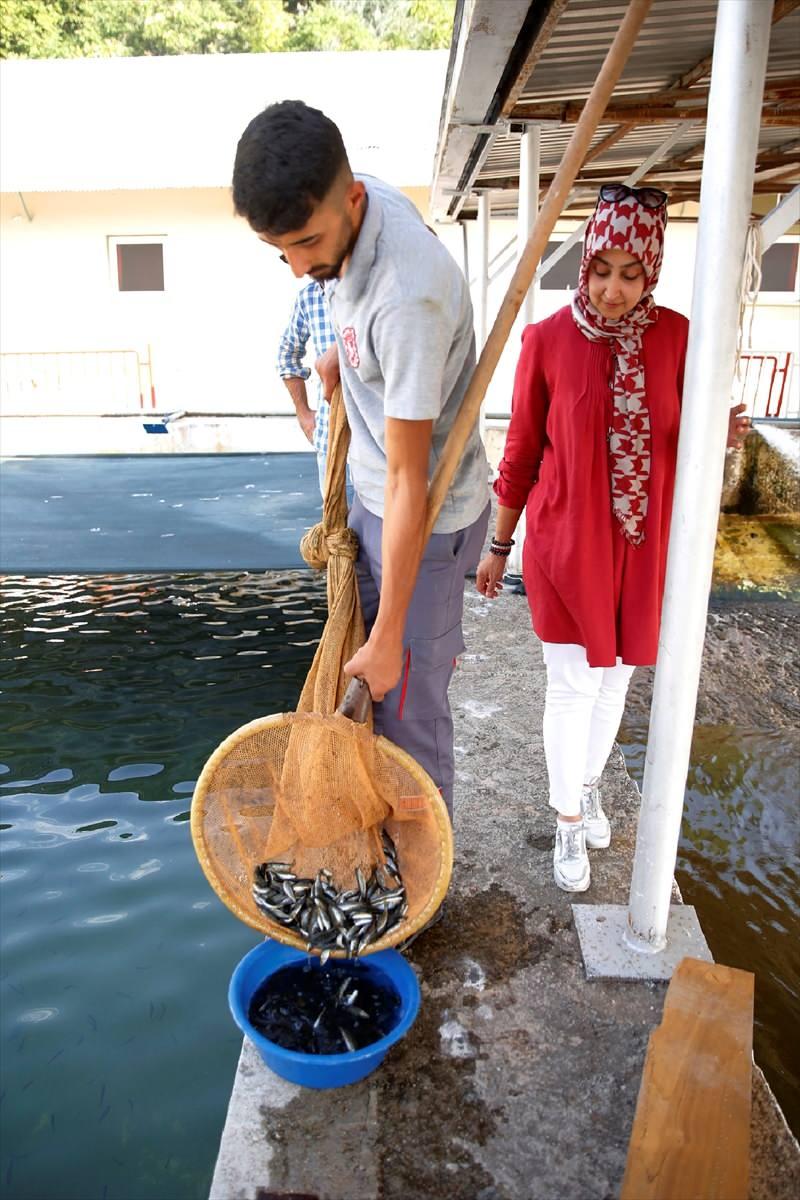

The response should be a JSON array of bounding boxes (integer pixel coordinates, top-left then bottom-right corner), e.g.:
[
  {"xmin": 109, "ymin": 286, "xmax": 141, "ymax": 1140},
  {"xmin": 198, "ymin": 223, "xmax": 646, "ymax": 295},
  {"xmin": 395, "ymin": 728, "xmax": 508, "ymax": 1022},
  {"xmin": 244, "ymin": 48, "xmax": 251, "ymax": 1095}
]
[
  {"xmin": 191, "ymin": 712, "xmax": 451, "ymax": 949},
  {"xmin": 191, "ymin": 387, "xmax": 452, "ymax": 953}
]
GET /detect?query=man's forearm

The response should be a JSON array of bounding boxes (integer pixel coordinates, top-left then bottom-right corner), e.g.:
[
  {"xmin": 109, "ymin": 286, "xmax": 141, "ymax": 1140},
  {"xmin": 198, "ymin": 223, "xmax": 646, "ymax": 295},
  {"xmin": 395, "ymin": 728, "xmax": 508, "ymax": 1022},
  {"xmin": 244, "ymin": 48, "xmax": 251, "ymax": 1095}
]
[
  {"xmin": 343, "ymin": 416, "xmax": 433, "ymax": 699},
  {"xmin": 283, "ymin": 377, "xmax": 315, "ymax": 442},
  {"xmin": 283, "ymin": 376, "xmax": 311, "ymax": 414},
  {"xmin": 372, "ymin": 467, "xmax": 428, "ymax": 644}
]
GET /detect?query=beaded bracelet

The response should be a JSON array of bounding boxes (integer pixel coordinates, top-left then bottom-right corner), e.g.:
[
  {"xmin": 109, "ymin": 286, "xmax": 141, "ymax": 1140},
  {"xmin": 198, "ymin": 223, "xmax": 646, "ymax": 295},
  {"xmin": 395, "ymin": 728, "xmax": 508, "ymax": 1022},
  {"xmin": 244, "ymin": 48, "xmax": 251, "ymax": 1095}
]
[{"xmin": 489, "ymin": 544, "xmax": 512, "ymax": 557}]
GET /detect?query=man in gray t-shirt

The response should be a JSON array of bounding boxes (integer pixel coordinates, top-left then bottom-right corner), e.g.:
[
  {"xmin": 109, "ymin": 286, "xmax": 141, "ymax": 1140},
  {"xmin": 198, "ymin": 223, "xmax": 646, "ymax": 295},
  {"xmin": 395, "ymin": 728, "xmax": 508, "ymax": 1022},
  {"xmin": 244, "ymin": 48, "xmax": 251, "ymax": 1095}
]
[{"xmin": 233, "ymin": 100, "xmax": 490, "ymax": 821}]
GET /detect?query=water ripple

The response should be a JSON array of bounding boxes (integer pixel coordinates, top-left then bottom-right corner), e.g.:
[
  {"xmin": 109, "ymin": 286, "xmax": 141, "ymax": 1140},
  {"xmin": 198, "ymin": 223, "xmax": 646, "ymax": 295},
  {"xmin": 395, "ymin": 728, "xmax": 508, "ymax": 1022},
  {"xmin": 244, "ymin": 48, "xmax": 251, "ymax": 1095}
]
[{"xmin": 0, "ymin": 569, "xmax": 326, "ymax": 1200}]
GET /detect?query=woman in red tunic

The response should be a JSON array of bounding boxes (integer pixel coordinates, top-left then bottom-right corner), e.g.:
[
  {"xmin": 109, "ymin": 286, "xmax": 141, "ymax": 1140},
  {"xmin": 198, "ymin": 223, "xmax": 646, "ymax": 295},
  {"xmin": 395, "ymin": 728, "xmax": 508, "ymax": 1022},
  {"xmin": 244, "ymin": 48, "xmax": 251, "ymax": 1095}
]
[{"xmin": 476, "ymin": 184, "xmax": 749, "ymax": 893}]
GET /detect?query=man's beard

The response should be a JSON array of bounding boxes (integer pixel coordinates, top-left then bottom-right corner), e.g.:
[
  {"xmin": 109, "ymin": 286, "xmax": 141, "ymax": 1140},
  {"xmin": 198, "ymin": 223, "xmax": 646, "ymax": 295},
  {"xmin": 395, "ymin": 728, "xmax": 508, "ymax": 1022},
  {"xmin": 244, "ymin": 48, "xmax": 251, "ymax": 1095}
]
[{"xmin": 308, "ymin": 217, "xmax": 360, "ymax": 282}]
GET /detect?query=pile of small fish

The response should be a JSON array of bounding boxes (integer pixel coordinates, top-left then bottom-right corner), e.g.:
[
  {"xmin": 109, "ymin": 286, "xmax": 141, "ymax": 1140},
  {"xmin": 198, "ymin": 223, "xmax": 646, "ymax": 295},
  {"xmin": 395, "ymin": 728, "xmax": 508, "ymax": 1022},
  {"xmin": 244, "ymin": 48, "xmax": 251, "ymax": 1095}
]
[
  {"xmin": 248, "ymin": 959, "xmax": 401, "ymax": 1054},
  {"xmin": 252, "ymin": 829, "xmax": 408, "ymax": 962}
]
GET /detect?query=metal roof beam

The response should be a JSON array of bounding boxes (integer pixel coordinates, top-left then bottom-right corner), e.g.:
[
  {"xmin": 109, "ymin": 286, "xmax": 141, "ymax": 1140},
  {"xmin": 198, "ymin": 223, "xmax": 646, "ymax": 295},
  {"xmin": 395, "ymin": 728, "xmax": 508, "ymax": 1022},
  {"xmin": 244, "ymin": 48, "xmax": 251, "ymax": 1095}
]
[
  {"xmin": 760, "ymin": 184, "xmax": 800, "ymax": 248},
  {"xmin": 430, "ymin": 0, "xmax": 566, "ymax": 221},
  {"xmin": 509, "ymin": 101, "xmax": 799, "ymax": 124},
  {"xmin": 580, "ymin": 2, "xmax": 798, "ymax": 171}
]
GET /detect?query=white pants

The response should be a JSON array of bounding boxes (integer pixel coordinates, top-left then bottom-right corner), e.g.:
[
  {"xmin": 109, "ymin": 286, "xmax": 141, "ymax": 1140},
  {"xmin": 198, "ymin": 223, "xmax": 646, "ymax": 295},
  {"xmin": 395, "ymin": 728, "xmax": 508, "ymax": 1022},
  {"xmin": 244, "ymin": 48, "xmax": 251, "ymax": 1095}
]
[{"xmin": 542, "ymin": 642, "xmax": 635, "ymax": 818}]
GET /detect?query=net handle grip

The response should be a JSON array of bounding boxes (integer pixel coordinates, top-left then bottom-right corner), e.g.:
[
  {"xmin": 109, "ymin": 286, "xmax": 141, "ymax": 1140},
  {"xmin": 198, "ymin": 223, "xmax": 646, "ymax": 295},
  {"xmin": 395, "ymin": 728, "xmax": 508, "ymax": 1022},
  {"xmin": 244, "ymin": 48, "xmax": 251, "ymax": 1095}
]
[{"xmin": 337, "ymin": 675, "xmax": 372, "ymax": 724}]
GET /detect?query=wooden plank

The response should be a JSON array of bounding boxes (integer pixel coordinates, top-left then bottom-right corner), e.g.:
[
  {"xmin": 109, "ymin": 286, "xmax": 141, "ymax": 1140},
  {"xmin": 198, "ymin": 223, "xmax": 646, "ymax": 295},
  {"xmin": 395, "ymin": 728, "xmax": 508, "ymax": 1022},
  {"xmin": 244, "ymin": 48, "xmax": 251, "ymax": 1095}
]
[{"xmin": 621, "ymin": 957, "xmax": 754, "ymax": 1200}]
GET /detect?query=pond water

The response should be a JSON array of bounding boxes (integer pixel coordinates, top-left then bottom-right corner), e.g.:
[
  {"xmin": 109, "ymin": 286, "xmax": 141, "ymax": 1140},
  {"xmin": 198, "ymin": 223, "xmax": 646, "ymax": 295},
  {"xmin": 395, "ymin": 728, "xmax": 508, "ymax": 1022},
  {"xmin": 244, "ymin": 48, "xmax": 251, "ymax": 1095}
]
[
  {"xmin": 0, "ymin": 572, "xmax": 327, "ymax": 1200},
  {"xmin": 2, "ymin": 565, "xmax": 798, "ymax": 1200},
  {"xmin": 619, "ymin": 584, "xmax": 800, "ymax": 1138}
]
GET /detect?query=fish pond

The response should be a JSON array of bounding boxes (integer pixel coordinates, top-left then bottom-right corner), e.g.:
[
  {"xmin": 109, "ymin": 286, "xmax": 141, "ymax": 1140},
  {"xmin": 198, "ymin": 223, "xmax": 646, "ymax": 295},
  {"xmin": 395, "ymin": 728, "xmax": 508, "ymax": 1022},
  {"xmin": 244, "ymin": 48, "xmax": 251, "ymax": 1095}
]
[
  {"xmin": 0, "ymin": 572, "xmax": 328, "ymax": 1200},
  {"xmin": 1, "ymin": 556, "xmax": 798, "ymax": 1200}
]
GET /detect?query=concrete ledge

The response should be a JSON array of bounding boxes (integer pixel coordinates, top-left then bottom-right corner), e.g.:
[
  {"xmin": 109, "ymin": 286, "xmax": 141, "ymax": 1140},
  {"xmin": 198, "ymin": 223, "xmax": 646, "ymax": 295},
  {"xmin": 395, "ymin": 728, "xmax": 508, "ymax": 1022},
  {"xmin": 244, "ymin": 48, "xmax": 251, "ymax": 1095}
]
[
  {"xmin": 0, "ymin": 414, "xmax": 311, "ymax": 456},
  {"xmin": 207, "ymin": 588, "xmax": 799, "ymax": 1200},
  {"xmin": 722, "ymin": 423, "xmax": 800, "ymax": 513}
]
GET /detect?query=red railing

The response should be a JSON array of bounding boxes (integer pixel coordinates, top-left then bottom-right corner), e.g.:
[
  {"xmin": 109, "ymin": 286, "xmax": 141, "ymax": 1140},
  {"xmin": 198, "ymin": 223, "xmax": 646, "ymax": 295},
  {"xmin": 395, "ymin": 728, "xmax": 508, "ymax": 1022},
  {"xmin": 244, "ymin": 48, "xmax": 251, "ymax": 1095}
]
[
  {"xmin": 0, "ymin": 349, "xmax": 155, "ymax": 415},
  {"xmin": 734, "ymin": 351, "xmax": 794, "ymax": 419}
]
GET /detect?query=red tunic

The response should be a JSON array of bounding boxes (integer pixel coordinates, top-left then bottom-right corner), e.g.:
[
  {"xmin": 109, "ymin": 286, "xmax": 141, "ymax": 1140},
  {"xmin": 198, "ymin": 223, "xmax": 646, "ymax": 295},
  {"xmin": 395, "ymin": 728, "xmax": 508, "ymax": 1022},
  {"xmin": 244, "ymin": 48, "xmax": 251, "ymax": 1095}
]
[{"xmin": 494, "ymin": 304, "xmax": 688, "ymax": 667}]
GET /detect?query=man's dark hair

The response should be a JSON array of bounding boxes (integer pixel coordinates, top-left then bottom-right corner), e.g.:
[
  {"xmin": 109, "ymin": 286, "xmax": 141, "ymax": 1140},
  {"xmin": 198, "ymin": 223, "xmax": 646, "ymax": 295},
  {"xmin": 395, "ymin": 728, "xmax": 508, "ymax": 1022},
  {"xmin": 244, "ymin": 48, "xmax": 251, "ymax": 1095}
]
[{"xmin": 232, "ymin": 100, "xmax": 349, "ymax": 234}]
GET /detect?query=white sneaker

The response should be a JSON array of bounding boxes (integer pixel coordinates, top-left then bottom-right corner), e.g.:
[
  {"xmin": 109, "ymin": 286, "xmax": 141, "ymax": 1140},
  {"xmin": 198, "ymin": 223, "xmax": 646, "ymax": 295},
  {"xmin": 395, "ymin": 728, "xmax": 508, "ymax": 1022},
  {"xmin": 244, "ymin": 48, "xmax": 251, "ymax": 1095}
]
[
  {"xmin": 581, "ymin": 781, "xmax": 611, "ymax": 849},
  {"xmin": 553, "ymin": 821, "xmax": 590, "ymax": 892}
]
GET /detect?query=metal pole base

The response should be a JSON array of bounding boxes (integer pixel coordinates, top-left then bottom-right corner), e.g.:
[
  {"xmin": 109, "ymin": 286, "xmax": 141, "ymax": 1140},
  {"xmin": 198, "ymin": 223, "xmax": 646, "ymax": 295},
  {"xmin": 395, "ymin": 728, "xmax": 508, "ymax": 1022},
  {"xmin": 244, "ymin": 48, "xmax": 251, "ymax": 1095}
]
[{"xmin": 573, "ymin": 904, "xmax": 713, "ymax": 981}]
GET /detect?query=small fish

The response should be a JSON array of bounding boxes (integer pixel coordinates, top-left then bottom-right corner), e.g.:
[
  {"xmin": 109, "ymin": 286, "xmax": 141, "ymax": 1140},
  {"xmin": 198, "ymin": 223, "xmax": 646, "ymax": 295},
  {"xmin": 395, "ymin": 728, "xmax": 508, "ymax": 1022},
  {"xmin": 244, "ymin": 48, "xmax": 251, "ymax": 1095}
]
[
  {"xmin": 251, "ymin": 828, "xmax": 408, "ymax": 960},
  {"xmin": 336, "ymin": 977, "xmax": 352, "ymax": 1003},
  {"xmin": 339, "ymin": 1024, "xmax": 357, "ymax": 1053}
]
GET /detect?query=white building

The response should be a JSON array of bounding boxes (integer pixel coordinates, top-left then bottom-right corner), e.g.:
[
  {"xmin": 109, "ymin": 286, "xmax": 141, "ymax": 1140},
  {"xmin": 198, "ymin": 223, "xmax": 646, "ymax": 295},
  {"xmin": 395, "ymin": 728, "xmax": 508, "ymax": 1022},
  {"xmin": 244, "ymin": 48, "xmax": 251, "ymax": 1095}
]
[
  {"xmin": 0, "ymin": 50, "xmax": 452, "ymax": 450},
  {"xmin": 0, "ymin": 47, "xmax": 797, "ymax": 457}
]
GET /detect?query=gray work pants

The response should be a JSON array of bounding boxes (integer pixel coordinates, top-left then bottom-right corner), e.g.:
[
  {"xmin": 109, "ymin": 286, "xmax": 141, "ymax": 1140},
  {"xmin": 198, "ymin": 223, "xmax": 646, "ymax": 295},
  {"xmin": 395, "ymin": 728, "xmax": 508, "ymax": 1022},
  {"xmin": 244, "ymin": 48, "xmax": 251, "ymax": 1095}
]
[{"xmin": 348, "ymin": 494, "xmax": 490, "ymax": 819}]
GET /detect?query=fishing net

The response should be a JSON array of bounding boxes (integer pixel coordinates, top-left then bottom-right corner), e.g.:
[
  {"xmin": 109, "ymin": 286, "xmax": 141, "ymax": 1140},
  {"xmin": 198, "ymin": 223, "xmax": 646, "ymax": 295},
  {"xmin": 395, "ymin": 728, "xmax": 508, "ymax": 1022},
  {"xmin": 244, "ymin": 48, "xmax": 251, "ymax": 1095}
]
[{"xmin": 191, "ymin": 386, "xmax": 453, "ymax": 953}]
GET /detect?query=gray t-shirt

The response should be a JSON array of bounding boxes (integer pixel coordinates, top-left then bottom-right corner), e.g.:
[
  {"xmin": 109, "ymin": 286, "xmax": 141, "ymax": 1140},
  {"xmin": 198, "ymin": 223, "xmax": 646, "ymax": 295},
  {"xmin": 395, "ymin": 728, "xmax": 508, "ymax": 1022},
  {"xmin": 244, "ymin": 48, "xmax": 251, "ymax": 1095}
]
[{"xmin": 326, "ymin": 176, "xmax": 489, "ymax": 534}]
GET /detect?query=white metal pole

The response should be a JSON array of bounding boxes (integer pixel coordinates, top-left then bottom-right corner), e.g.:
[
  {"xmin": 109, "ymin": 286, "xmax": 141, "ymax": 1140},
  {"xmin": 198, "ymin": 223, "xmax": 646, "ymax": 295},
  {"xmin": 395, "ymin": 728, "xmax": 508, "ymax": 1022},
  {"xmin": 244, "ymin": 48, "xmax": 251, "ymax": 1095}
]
[
  {"xmin": 626, "ymin": 0, "xmax": 772, "ymax": 952},
  {"xmin": 518, "ymin": 126, "xmax": 540, "ymax": 325},
  {"xmin": 506, "ymin": 128, "xmax": 540, "ymax": 576},
  {"xmin": 476, "ymin": 192, "xmax": 490, "ymax": 350},
  {"xmin": 476, "ymin": 192, "xmax": 490, "ymax": 439}
]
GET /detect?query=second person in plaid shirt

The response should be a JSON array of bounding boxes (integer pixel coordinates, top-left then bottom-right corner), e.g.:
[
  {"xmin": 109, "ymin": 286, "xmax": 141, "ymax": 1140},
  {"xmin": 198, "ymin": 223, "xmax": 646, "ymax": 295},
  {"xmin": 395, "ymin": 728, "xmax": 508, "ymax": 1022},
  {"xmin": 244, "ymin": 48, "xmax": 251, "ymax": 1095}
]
[{"xmin": 276, "ymin": 279, "xmax": 336, "ymax": 495}]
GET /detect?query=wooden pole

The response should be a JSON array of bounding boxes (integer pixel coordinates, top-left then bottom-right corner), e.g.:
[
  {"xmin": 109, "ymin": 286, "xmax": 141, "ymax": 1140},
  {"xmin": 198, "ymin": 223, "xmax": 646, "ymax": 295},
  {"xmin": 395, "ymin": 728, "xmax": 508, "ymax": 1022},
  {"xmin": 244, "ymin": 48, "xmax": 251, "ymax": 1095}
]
[{"xmin": 425, "ymin": 0, "xmax": 654, "ymax": 539}]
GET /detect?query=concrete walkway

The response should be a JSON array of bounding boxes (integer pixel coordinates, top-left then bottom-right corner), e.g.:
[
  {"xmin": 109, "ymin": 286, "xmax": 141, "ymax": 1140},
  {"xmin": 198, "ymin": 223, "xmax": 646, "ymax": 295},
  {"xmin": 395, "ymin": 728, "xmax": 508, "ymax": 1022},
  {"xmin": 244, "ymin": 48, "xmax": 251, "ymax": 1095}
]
[{"xmin": 209, "ymin": 587, "xmax": 800, "ymax": 1200}]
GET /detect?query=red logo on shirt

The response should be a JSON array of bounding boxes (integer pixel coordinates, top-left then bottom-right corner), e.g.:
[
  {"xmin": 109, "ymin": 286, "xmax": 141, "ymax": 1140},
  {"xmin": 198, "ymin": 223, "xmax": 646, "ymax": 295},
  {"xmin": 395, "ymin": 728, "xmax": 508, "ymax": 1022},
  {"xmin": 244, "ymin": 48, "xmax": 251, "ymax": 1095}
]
[{"xmin": 342, "ymin": 326, "xmax": 360, "ymax": 368}]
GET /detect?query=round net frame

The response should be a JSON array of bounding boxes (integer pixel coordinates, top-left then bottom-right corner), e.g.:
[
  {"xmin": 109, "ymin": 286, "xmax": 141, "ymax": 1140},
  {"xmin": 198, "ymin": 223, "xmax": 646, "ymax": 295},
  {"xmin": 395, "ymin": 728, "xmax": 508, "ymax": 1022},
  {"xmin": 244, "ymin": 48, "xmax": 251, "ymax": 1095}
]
[{"xmin": 191, "ymin": 710, "xmax": 453, "ymax": 953}]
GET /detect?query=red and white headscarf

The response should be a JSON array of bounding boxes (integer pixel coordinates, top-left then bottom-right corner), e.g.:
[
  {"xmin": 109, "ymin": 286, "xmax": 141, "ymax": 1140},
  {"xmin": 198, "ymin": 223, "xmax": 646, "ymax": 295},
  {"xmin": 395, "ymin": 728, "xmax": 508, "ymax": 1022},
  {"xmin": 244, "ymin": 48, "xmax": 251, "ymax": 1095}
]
[{"xmin": 571, "ymin": 196, "xmax": 667, "ymax": 545}]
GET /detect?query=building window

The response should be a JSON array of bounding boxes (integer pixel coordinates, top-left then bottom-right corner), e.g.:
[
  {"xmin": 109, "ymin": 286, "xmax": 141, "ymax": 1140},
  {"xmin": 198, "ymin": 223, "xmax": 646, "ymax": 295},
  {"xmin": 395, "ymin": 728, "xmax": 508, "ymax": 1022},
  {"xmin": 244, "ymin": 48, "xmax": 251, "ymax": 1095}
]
[
  {"xmin": 760, "ymin": 240, "xmax": 799, "ymax": 297},
  {"xmin": 539, "ymin": 239, "xmax": 582, "ymax": 290},
  {"xmin": 109, "ymin": 236, "xmax": 165, "ymax": 292}
]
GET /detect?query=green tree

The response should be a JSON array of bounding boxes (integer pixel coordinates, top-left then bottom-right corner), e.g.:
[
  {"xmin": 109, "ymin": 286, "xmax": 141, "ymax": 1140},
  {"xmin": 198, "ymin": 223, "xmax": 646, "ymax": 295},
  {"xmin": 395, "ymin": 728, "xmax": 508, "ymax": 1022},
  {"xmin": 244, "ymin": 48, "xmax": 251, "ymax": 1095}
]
[
  {"xmin": 234, "ymin": 0, "xmax": 293, "ymax": 53},
  {"xmin": 0, "ymin": 0, "xmax": 64, "ymax": 58},
  {"xmin": 0, "ymin": 0, "xmax": 454, "ymax": 59},
  {"xmin": 284, "ymin": 2, "xmax": 378, "ymax": 51},
  {"xmin": 0, "ymin": 0, "xmax": 136, "ymax": 59},
  {"xmin": 126, "ymin": 0, "xmax": 291, "ymax": 56},
  {"xmin": 329, "ymin": 0, "xmax": 455, "ymax": 50}
]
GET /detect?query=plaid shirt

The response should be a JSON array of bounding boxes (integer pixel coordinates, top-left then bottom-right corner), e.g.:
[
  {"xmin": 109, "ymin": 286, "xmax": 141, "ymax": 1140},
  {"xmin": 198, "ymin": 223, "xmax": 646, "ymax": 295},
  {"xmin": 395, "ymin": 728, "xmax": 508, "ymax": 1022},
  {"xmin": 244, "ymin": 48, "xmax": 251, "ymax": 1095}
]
[{"xmin": 276, "ymin": 281, "xmax": 336, "ymax": 457}]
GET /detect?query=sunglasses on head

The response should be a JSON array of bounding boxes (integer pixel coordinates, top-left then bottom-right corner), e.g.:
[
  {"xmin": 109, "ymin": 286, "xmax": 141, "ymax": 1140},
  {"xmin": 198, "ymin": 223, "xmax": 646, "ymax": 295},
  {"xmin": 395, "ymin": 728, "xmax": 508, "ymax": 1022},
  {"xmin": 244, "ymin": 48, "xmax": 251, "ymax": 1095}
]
[{"xmin": 598, "ymin": 183, "xmax": 668, "ymax": 210}]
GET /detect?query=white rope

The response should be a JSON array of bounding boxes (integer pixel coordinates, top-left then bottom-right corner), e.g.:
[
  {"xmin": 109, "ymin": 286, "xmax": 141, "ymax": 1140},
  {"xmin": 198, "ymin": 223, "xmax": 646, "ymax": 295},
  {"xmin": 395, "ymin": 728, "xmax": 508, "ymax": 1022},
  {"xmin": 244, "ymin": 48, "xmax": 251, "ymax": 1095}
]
[{"xmin": 735, "ymin": 219, "xmax": 763, "ymax": 377}]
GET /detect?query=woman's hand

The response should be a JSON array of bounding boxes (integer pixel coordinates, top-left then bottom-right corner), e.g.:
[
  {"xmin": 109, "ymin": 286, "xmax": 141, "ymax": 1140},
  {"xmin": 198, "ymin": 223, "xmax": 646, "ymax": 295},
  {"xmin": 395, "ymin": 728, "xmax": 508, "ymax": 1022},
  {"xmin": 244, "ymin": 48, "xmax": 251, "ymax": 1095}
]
[
  {"xmin": 476, "ymin": 552, "xmax": 507, "ymax": 599},
  {"xmin": 727, "ymin": 402, "xmax": 751, "ymax": 450}
]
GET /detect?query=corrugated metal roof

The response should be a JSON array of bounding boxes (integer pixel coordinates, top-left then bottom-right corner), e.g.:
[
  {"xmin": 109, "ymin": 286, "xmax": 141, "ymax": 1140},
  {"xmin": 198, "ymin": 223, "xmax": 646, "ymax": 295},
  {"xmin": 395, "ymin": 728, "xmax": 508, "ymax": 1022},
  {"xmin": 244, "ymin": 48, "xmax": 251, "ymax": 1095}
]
[
  {"xmin": 0, "ymin": 50, "xmax": 448, "ymax": 193},
  {"xmin": 431, "ymin": 0, "xmax": 800, "ymax": 220}
]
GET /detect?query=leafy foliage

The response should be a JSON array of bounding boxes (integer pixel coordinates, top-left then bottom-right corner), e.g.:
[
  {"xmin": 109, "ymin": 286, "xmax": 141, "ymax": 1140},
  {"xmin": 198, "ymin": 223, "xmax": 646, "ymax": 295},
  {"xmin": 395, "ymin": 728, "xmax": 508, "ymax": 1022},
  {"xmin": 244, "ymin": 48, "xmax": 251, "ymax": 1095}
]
[{"xmin": 0, "ymin": 0, "xmax": 456, "ymax": 59}]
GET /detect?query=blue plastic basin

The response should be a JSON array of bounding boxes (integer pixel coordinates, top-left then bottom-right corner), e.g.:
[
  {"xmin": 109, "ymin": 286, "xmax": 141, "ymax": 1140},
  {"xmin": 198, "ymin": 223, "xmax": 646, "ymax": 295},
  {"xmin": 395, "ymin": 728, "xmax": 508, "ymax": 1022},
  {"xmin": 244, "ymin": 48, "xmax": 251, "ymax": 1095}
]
[{"xmin": 228, "ymin": 939, "xmax": 421, "ymax": 1089}]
